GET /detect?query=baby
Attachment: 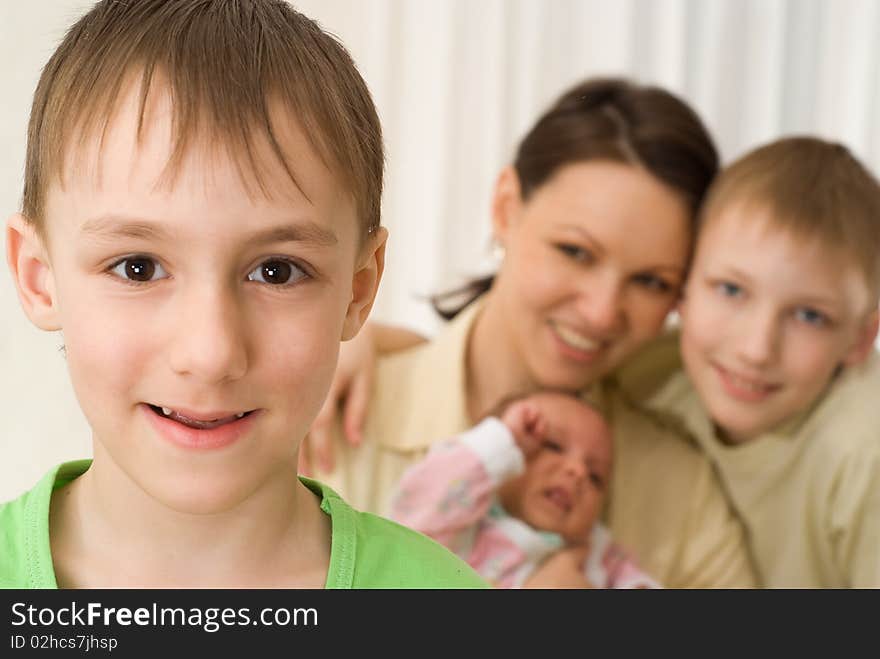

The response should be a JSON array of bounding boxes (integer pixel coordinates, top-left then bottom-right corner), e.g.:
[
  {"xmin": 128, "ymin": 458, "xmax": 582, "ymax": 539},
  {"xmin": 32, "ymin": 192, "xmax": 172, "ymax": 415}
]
[{"xmin": 390, "ymin": 391, "xmax": 659, "ymax": 588}]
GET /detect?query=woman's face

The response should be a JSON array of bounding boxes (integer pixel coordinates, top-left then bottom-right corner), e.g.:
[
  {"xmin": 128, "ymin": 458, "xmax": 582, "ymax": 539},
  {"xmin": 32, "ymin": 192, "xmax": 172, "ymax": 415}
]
[{"xmin": 491, "ymin": 160, "xmax": 692, "ymax": 390}]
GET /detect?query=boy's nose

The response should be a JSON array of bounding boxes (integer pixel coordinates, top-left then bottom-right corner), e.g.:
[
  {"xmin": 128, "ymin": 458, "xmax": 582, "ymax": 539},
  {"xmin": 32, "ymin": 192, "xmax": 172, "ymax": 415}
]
[
  {"xmin": 734, "ymin": 309, "xmax": 779, "ymax": 366},
  {"xmin": 167, "ymin": 285, "xmax": 249, "ymax": 384}
]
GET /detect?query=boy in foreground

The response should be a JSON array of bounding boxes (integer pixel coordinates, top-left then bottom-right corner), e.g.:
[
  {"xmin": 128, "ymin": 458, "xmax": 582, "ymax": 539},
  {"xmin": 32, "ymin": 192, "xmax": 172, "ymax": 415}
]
[{"xmin": 0, "ymin": 0, "xmax": 485, "ymax": 589}]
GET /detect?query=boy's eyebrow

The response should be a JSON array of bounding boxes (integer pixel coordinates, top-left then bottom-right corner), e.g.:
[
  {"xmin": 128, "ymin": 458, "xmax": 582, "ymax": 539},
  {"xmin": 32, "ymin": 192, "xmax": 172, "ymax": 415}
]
[
  {"xmin": 80, "ymin": 215, "xmax": 169, "ymax": 241},
  {"xmin": 80, "ymin": 215, "xmax": 338, "ymax": 247},
  {"xmin": 247, "ymin": 224, "xmax": 338, "ymax": 247}
]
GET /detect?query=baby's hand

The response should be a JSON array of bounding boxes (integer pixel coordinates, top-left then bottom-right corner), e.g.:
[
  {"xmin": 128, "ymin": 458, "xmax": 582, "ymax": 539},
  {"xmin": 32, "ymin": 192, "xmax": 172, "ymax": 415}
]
[
  {"xmin": 523, "ymin": 545, "xmax": 594, "ymax": 589},
  {"xmin": 499, "ymin": 399, "xmax": 546, "ymax": 459}
]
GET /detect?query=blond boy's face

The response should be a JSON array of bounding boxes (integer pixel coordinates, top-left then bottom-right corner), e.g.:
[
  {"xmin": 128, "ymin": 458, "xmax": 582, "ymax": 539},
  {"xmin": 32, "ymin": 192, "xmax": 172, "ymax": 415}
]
[
  {"xmin": 8, "ymin": 83, "xmax": 384, "ymax": 512},
  {"xmin": 680, "ymin": 206, "xmax": 877, "ymax": 444}
]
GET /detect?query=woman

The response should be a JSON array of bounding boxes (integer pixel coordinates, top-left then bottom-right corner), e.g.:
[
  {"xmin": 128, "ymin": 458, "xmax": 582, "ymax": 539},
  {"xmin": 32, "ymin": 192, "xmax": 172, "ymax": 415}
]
[{"xmin": 309, "ymin": 78, "xmax": 756, "ymax": 587}]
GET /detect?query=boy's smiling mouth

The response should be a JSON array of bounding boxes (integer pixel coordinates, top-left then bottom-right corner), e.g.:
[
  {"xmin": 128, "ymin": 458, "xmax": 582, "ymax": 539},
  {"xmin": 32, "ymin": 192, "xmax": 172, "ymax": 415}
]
[
  {"xmin": 146, "ymin": 404, "xmax": 255, "ymax": 430},
  {"xmin": 142, "ymin": 403, "xmax": 259, "ymax": 451}
]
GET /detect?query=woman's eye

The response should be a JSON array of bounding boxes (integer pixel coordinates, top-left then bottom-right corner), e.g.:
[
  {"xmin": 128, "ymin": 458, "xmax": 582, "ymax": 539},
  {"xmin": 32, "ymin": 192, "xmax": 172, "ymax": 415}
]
[
  {"xmin": 556, "ymin": 244, "xmax": 594, "ymax": 263},
  {"xmin": 247, "ymin": 258, "xmax": 306, "ymax": 286},
  {"xmin": 634, "ymin": 273, "xmax": 673, "ymax": 293},
  {"xmin": 715, "ymin": 281, "xmax": 742, "ymax": 298},
  {"xmin": 110, "ymin": 257, "xmax": 167, "ymax": 283},
  {"xmin": 794, "ymin": 307, "xmax": 829, "ymax": 327}
]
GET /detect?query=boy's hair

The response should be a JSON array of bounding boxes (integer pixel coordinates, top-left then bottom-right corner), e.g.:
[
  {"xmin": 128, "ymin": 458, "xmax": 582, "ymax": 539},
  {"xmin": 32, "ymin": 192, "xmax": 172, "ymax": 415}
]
[
  {"xmin": 698, "ymin": 136, "xmax": 880, "ymax": 300},
  {"xmin": 23, "ymin": 0, "xmax": 383, "ymax": 241}
]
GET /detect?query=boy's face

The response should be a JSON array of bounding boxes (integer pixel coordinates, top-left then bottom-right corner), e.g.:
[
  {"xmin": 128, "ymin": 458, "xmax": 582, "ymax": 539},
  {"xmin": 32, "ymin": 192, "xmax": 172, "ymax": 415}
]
[
  {"xmin": 7, "ymin": 83, "xmax": 385, "ymax": 513},
  {"xmin": 680, "ymin": 206, "xmax": 878, "ymax": 444},
  {"xmin": 499, "ymin": 394, "xmax": 612, "ymax": 545}
]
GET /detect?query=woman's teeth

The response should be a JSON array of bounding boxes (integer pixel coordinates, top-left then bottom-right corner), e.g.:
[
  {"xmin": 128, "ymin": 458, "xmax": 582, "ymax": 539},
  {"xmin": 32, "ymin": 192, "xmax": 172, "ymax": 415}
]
[{"xmin": 553, "ymin": 323, "xmax": 601, "ymax": 351}]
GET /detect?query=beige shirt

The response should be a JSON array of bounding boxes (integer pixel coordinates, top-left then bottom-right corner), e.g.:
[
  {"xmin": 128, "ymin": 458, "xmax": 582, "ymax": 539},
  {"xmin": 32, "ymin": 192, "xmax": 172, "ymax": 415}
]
[
  {"xmin": 316, "ymin": 301, "xmax": 756, "ymax": 588},
  {"xmin": 619, "ymin": 331, "xmax": 880, "ymax": 588}
]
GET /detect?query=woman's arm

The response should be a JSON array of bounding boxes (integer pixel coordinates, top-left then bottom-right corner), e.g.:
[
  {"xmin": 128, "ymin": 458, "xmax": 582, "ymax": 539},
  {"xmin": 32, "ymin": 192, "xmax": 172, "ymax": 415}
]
[{"xmin": 300, "ymin": 321, "xmax": 428, "ymax": 475}]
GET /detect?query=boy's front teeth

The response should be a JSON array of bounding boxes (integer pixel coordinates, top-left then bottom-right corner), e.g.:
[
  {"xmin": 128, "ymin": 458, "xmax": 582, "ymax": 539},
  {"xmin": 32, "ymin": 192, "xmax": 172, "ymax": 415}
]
[{"xmin": 154, "ymin": 405, "xmax": 248, "ymax": 427}]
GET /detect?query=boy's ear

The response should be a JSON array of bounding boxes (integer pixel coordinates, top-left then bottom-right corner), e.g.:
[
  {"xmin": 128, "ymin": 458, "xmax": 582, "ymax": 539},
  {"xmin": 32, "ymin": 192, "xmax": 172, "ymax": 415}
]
[
  {"xmin": 341, "ymin": 227, "xmax": 388, "ymax": 341},
  {"xmin": 6, "ymin": 213, "xmax": 61, "ymax": 331},
  {"xmin": 842, "ymin": 307, "xmax": 879, "ymax": 367},
  {"xmin": 490, "ymin": 166, "xmax": 524, "ymax": 246}
]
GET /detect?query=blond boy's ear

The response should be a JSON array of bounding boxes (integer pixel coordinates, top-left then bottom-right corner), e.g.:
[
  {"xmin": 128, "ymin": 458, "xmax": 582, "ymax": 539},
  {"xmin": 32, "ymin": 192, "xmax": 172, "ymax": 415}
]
[
  {"xmin": 6, "ymin": 213, "xmax": 61, "ymax": 331},
  {"xmin": 490, "ymin": 166, "xmax": 524, "ymax": 246},
  {"xmin": 341, "ymin": 226, "xmax": 388, "ymax": 341},
  {"xmin": 843, "ymin": 307, "xmax": 880, "ymax": 367}
]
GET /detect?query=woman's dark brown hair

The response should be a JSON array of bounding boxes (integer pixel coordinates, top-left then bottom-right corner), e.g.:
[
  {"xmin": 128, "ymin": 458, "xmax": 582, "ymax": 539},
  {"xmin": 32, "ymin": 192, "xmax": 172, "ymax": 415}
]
[{"xmin": 432, "ymin": 77, "xmax": 719, "ymax": 320}]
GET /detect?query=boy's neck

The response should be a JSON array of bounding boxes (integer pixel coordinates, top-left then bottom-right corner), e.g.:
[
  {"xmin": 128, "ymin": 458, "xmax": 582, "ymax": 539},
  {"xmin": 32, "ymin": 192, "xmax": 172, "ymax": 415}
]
[{"xmin": 48, "ymin": 451, "xmax": 330, "ymax": 588}]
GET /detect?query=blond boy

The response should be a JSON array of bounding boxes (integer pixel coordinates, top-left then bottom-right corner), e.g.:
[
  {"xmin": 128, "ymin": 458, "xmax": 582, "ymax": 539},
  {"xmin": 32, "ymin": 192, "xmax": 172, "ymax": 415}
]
[
  {"xmin": 0, "ymin": 0, "xmax": 485, "ymax": 589},
  {"xmin": 622, "ymin": 137, "xmax": 880, "ymax": 587}
]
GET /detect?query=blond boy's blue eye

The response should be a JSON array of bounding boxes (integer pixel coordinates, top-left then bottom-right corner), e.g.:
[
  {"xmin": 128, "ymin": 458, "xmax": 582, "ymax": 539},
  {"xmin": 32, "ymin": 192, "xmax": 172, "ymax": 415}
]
[
  {"xmin": 247, "ymin": 259, "xmax": 306, "ymax": 286},
  {"xmin": 716, "ymin": 281, "xmax": 742, "ymax": 297},
  {"xmin": 111, "ymin": 257, "xmax": 167, "ymax": 282},
  {"xmin": 794, "ymin": 307, "xmax": 827, "ymax": 327}
]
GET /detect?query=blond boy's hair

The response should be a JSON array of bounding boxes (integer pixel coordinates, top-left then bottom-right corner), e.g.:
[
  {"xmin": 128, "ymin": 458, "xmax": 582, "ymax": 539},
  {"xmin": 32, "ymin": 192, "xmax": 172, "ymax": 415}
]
[
  {"xmin": 23, "ymin": 0, "xmax": 383, "ymax": 241},
  {"xmin": 699, "ymin": 136, "xmax": 880, "ymax": 300}
]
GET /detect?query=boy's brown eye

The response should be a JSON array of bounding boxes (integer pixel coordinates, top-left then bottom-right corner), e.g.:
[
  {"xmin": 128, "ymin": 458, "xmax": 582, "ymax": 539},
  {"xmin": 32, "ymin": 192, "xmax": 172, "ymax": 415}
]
[
  {"xmin": 110, "ymin": 256, "xmax": 166, "ymax": 283},
  {"xmin": 261, "ymin": 260, "xmax": 292, "ymax": 284},
  {"xmin": 125, "ymin": 259, "xmax": 155, "ymax": 281},
  {"xmin": 247, "ymin": 258, "xmax": 306, "ymax": 286}
]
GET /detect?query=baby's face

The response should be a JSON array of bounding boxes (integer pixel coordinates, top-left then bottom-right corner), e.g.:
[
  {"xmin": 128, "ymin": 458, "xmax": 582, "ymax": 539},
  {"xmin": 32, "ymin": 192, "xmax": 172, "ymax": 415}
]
[
  {"xmin": 16, "ymin": 81, "xmax": 381, "ymax": 513},
  {"xmin": 680, "ymin": 206, "xmax": 877, "ymax": 443},
  {"xmin": 499, "ymin": 394, "xmax": 612, "ymax": 544}
]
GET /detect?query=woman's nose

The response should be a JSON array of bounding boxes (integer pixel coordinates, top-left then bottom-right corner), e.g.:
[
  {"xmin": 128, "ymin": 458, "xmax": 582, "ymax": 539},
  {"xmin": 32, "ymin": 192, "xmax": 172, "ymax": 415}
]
[{"xmin": 576, "ymin": 273, "xmax": 624, "ymax": 336}]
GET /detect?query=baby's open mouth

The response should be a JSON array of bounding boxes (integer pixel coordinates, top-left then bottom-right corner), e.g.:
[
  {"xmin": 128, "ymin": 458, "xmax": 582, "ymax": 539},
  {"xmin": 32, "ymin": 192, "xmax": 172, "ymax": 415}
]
[
  {"xmin": 544, "ymin": 487, "xmax": 573, "ymax": 512},
  {"xmin": 147, "ymin": 404, "xmax": 254, "ymax": 430}
]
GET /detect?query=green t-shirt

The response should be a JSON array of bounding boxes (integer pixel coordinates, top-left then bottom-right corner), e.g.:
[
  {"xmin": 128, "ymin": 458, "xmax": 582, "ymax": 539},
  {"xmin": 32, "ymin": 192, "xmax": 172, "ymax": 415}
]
[{"xmin": 0, "ymin": 461, "xmax": 486, "ymax": 589}]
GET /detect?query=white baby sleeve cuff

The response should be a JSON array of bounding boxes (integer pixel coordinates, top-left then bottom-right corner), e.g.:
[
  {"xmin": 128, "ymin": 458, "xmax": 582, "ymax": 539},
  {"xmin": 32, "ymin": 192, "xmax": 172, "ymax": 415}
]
[{"xmin": 457, "ymin": 417, "xmax": 526, "ymax": 486}]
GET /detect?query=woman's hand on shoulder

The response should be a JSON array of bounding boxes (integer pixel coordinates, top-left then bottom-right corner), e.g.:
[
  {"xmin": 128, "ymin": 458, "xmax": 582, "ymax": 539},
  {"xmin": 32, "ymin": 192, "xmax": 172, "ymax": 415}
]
[{"xmin": 299, "ymin": 321, "xmax": 428, "ymax": 476}]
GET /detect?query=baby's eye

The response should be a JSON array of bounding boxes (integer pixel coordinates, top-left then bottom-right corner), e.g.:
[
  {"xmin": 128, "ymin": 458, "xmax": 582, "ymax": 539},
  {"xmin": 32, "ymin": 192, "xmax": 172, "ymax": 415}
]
[
  {"xmin": 110, "ymin": 256, "xmax": 168, "ymax": 283},
  {"xmin": 715, "ymin": 281, "xmax": 742, "ymax": 298},
  {"xmin": 588, "ymin": 472, "xmax": 605, "ymax": 489},
  {"xmin": 555, "ymin": 243, "xmax": 594, "ymax": 264},
  {"xmin": 794, "ymin": 307, "xmax": 829, "ymax": 328},
  {"xmin": 542, "ymin": 439, "xmax": 563, "ymax": 453},
  {"xmin": 247, "ymin": 258, "xmax": 307, "ymax": 286}
]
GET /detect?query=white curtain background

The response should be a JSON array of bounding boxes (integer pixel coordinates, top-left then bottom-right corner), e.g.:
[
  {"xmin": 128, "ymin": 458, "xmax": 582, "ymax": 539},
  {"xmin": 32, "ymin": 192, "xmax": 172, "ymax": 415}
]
[{"xmin": 1, "ymin": 0, "xmax": 879, "ymax": 499}]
